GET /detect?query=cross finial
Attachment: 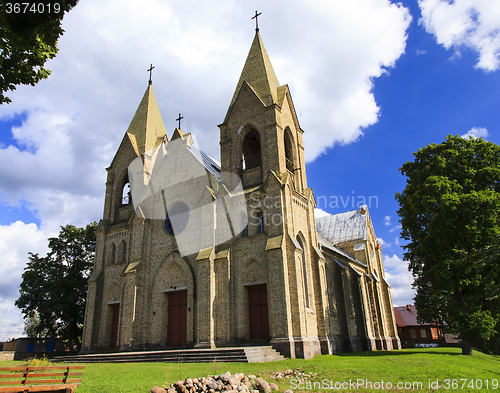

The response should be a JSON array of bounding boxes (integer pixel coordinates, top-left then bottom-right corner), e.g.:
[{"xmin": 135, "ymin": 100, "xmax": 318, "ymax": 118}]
[
  {"xmin": 176, "ymin": 113, "xmax": 184, "ymax": 129},
  {"xmin": 252, "ymin": 10, "xmax": 262, "ymax": 32},
  {"xmin": 147, "ymin": 64, "xmax": 155, "ymax": 85}
]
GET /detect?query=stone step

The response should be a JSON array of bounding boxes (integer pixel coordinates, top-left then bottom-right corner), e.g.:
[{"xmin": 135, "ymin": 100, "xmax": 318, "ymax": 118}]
[
  {"xmin": 52, "ymin": 346, "xmax": 285, "ymax": 364},
  {"xmin": 243, "ymin": 347, "xmax": 285, "ymax": 363}
]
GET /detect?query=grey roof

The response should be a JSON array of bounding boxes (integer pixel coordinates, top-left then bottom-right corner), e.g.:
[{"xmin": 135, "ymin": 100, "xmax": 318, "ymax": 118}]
[
  {"xmin": 316, "ymin": 206, "xmax": 368, "ymax": 244},
  {"xmin": 317, "ymin": 234, "xmax": 367, "ymax": 268},
  {"xmin": 187, "ymin": 145, "xmax": 222, "ymax": 181}
]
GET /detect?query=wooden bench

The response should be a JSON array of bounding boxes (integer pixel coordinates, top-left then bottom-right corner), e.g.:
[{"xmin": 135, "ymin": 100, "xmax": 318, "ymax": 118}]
[{"xmin": 0, "ymin": 365, "xmax": 85, "ymax": 393}]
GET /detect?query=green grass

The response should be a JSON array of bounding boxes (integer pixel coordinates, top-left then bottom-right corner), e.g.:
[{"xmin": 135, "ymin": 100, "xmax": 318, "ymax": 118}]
[{"xmin": 2, "ymin": 348, "xmax": 499, "ymax": 392}]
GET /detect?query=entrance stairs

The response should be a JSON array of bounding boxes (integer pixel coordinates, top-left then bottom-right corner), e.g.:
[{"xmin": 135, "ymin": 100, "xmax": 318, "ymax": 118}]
[{"xmin": 52, "ymin": 346, "xmax": 285, "ymax": 364}]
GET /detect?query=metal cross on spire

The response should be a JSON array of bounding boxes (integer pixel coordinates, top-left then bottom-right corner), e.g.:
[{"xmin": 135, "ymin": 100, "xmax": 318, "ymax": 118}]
[
  {"xmin": 176, "ymin": 113, "xmax": 184, "ymax": 129},
  {"xmin": 252, "ymin": 10, "xmax": 262, "ymax": 32},
  {"xmin": 147, "ymin": 64, "xmax": 155, "ymax": 85}
]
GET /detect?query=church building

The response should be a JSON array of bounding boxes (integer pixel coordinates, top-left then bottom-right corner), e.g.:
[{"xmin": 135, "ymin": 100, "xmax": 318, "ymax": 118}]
[{"xmin": 81, "ymin": 29, "xmax": 401, "ymax": 358}]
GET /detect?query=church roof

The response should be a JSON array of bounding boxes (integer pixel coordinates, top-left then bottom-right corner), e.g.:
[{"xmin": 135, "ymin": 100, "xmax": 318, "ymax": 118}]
[
  {"xmin": 317, "ymin": 234, "xmax": 367, "ymax": 268},
  {"xmin": 126, "ymin": 84, "xmax": 167, "ymax": 156},
  {"xmin": 316, "ymin": 206, "xmax": 369, "ymax": 245},
  {"xmin": 225, "ymin": 31, "xmax": 280, "ymax": 121},
  {"xmin": 187, "ymin": 144, "xmax": 222, "ymax": 181}
]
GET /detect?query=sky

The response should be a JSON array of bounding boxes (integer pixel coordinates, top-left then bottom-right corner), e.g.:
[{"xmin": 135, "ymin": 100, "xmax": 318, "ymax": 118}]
[{"xmin": 1, "ymin": 0, "xmax": 500, "ymax": 341}]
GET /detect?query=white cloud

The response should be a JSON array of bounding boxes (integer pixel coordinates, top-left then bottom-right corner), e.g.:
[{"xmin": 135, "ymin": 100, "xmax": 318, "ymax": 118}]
[
  {"xmin": 0, "ymin": 0, "xmax": 412, "ymax": 340},
  {"xmin": 378, "ymin": 237, "xmax": 389, "ymax": 247},
  {"xmin": 419, "ymin": 0, "xmax": 500, "ymax": 71},
  {"xmin": 389, "ymin": 224, "xmax": 402, "ymax": 233},
  {"xmin": 0, "ymin": 222, "xmax": 50, "ymax": 341},
  {"xmin": 378, "ymin": 237, "xmax": 392, "ymax": 250},
  {"xmin": 384, "ymin": 254, "xmax": 415, "ymax": 307},
  {"xmin": 461, "ymin": 126, "xmax": 489, "ymax": 139},
  {"xmin": 314, "ymin": 208, "xmax": 330, "ymax": 219},
  {"xmin": 384, "ymin": 215, "xmax": 392, "ymax": 226}
]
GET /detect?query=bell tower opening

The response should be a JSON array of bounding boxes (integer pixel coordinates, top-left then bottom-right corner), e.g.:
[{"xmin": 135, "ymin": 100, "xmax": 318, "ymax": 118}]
[
  {"xmin": 242, "ymin": 129, "xmax": 262, "ymax": 170},
  {"xmin": 121, "ymin": 179, "xmax": 131, "ymax": 205}
]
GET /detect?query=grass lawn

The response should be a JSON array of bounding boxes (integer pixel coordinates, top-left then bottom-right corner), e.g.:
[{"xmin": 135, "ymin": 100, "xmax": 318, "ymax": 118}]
[{"xmin": 2, "ymin": 347, "xmax": 499, "ymax": 392}]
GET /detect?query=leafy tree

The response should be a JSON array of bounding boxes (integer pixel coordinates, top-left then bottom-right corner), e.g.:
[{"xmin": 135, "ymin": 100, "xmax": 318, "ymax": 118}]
[
  {"xmin": 23, "ymin": 311, "xmax": 49, "ymax": 338},
  {"xmin": 395, "ymin": 135, "xmax": 500, "ymax": 355},
  {"xmin": 0, "ymin": 0, "xmax": 78, "ymax": 104},
  {"xmin": 461, "ymin": 234, "xmax": 500, "ymax": 354},
  {"xmin": 16, "ymin": 223, "xmax": 97, "ymax": 347}
]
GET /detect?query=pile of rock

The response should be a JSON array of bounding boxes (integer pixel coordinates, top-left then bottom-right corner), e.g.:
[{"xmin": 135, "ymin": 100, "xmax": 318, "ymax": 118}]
[
  {"xmin": 270, "ymin": 369, "xmax": 318, "ymax": 382},
  {"xmin": 152, "ymin": 372, "xmax": 294, "ymax": 393}
]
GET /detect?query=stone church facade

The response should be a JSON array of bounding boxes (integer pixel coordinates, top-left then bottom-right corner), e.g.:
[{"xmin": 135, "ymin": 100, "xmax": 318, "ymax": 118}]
[{"xmin": 81, "ymin": 31, "xmax": 401, "ymax": 358}]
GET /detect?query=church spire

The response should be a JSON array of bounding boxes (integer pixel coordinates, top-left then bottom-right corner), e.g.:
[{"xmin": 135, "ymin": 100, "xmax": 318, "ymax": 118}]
[
  {"xmin": 224, "ymin": 31, "xmax": 280, "ymax": 122},
  {"xmin": 126, "ymin": 84, "xmax": 167, "ymax": 156}
]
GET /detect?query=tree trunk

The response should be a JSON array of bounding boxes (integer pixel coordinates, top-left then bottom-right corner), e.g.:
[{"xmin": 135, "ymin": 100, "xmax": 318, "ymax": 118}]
[{"xmin": 461, "ymin": 338, "xmax": 472, "ymax": 355}]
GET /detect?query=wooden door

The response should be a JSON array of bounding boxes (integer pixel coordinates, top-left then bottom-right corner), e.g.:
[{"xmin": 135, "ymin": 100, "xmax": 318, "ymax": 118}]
[
  {"xmin": 167, "ymin": 290, "xmax": 188, "ymax": 348},
  {"xmin": 248, "ymin": 284, "xmax": 269, "ymax": 341},
  {"xmin": 110, "ymin": 303, "xmax": 120, "ymax": 348}
]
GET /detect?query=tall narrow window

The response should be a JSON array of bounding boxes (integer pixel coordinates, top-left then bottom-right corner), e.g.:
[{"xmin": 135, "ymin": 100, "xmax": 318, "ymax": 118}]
[
  {"xmin": 297, "ymin": 236, "xmax": 310, "ymax": 308},
  {"xmin": 257, "ymin": 211, "xmax": 264, "ymax": 233},
  {"xmin": 110, "ymin": 243, "xmax": 116, "ymax": 264},
  {"xmin": 242, "ymin": 129, "xmax": 262, "ymax": 170},
  {"xmin": 121, "ymin": 241, "xmax": 127, "ymax": 262},
  {"xmin": 284, "ymin": 129, "xmax": 294, "ymax": 172}
]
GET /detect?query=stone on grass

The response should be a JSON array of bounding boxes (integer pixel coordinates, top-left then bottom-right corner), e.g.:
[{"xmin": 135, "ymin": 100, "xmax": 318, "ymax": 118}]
[
  {"xmin": 269, "ymin": 383, "xmax": 279, "ymax": 391},
  {"xmin": 229, "ymin": 375, "xmax": 241, "ymax": 386},
  {"xmin": 255, "ymin": 378, "xmax": 272, "ymax": 393},
  {"xmin": 151, "ymin": 387, "xmax": 167, "ymax": 393}
]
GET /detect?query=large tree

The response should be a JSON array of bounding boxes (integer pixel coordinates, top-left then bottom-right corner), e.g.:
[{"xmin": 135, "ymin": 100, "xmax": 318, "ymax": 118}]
[
  {"xmin": 16, "ymin": 223, "xmax": 97, "ymax": 347},
  {"xmin": 396, "ymin": 135, "xmax": 500, "ymax": 355},
  {"xmin": 0, "ymin": 0, "xmax": 78, "ymax": 104}
]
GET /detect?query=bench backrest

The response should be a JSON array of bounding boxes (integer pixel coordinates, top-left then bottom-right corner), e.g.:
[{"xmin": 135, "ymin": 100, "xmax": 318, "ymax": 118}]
[{"xmin": 0, "ymin": 365, "xmax": 85, "ymax": 387}]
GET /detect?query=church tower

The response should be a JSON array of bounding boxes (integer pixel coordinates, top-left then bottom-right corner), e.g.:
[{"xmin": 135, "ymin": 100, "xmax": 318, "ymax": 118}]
[
  {"xmin": 217, "ymin": 30, "xmax": 329, "ymax": 358},
  {"xmin": 81, "ymin": 83, "xmax": 169, "ymax": 353}
]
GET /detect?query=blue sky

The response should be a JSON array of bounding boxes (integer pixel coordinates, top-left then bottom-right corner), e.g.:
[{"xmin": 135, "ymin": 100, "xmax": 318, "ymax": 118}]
[{"xmin": 1, "ymin": 0, "xmax": 499, "ymax": 341}]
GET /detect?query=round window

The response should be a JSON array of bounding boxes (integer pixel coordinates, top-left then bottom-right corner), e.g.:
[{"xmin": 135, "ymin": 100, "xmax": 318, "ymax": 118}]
[{"xmin": 165, "ymin": 203, "xmax": 189, "ymax": 235}]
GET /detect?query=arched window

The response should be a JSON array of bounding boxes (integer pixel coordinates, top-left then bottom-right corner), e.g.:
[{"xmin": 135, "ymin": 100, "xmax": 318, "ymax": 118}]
[
  {"xmin": 257, "ymin": 211, "xmax": 264, "ymax": 233},
  {"xmin": 120, "ymin": 241, "xmax": 127, "ymax": 262},
  {"xmin": 110, "ymin": 243, "xmax": 116, "ymax": 264},
  {"xmin": 284, "ymin": 129, "xmax": 294, "ymax": 172},
  {"xmin": 297, "ymin": 236, "xmax": 310, "ymax": 308},
  {"xmin": 242, "ymin": 129, "xmax": 262, "ymax": 170},
  {"xmin": 122, "ymin": 177, "xmax": 131, "ymax": 205}
]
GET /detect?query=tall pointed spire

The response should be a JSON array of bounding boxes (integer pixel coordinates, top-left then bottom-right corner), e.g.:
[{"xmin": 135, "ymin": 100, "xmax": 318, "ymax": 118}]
[
  {"xmin": 225, "ymin": 31, "xmax": 280, "ymax": 121},
  {"xmin": 126, "ymin": 84, "xmax": 167, "ymax": 156}
]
